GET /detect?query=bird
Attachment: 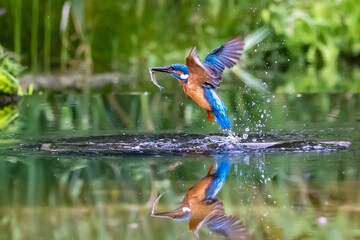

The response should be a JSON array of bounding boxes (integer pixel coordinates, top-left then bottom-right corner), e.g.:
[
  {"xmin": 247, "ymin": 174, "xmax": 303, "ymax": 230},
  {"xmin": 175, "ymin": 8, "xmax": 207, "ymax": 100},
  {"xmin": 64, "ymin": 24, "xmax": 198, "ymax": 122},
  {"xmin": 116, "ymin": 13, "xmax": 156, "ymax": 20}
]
[
  {"xmin": 151, "ymin": 159, "xmax": 249, "ymax": 239},
  {"xmin": 150, "ymin": 36, "xmax": 245, "ymax": 129}
]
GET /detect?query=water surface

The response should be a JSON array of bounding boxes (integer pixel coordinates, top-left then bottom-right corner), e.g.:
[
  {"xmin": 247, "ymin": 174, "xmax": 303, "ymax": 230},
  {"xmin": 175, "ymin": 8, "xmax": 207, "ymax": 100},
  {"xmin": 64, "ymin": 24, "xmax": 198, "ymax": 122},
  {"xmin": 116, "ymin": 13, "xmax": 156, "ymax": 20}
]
[{"xmin": 0, "ymin": 91, "xmax": 359, "ymax": 239}]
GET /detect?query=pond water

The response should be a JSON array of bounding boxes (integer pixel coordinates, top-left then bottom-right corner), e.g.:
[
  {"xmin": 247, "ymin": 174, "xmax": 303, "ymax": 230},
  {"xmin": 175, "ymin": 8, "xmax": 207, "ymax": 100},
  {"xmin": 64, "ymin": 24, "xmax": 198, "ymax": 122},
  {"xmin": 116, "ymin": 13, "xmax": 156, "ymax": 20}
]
[{"xmin": 0, "ymin": 91, "xmax": 359, "ymax": 239}]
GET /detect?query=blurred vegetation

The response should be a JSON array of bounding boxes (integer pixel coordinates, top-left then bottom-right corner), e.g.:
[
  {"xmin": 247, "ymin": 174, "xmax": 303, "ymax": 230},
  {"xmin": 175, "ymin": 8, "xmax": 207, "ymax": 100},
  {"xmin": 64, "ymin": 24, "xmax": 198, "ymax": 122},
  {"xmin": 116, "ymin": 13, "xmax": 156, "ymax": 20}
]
[
  {"xmin": 0, "ymin": 0, "xmax": 359, "ymax": 93},
  {"xmin": 0, "ymin": 104, "xmax": 18, "ymax": 129},
  {"xmin": 262, "ymin": 0, "xmax": 360, "ymax": 92},
  {"xmin": 0, "ymin": 46, "xmax": 22, "ymax": 94}
]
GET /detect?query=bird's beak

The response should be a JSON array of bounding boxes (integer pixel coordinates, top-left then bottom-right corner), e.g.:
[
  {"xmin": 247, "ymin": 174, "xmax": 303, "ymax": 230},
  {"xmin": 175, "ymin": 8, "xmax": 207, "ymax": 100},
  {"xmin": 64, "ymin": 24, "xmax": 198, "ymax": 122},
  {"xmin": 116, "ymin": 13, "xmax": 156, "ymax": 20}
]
[
  {"xmin": 151, "ymin": 211, "xmax": 176, "ymax": 219},
  {"xmin": 150, "ymin": 66, "xmax": 171, "ymax": 73}
]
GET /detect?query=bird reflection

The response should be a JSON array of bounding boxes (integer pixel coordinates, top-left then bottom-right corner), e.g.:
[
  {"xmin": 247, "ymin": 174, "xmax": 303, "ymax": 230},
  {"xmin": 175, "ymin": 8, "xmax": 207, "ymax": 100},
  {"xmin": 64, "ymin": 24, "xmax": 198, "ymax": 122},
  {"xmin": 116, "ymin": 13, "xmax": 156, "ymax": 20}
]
[{"xmin": 151, "ymin": 158, "xmax": 249, "ymax": 240}]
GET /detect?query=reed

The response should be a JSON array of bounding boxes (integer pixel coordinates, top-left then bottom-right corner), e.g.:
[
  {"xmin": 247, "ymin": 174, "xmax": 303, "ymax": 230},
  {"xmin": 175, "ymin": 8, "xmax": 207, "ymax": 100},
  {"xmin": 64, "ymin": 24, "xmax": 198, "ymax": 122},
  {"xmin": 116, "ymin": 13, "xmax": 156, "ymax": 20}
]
[
  {"xmin": 30, "ymin": 0, "xmax": 39, "ymax": 73},
  {"xmin": 111, "ymin": 38, "xmax": 119, "ymax": 72},
  {"xmin": 13, "ymin": 0, "xmax": 22, "ymax": 62},
  {"xmin": 60, "ymin": 1, "xmax": 71, "ymax": 73},
  {"xmin": 44, "ymin": 0, "xmax": 52, "ymax": 72}
]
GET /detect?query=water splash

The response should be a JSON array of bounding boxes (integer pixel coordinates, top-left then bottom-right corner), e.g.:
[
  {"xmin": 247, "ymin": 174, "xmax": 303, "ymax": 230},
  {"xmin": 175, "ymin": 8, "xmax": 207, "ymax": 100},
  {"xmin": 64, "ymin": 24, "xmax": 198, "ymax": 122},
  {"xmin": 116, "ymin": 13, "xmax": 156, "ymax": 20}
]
[{"xmin": 25, "ymin": 133, "xmax": 352, "ymax": 156}]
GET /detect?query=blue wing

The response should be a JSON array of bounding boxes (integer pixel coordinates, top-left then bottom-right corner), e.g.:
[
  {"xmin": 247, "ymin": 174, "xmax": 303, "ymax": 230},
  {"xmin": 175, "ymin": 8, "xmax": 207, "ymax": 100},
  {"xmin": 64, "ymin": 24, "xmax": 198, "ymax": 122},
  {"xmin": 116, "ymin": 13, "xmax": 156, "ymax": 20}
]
[{"xmin": 204, "ymin": 37, "xmax": 244, "ymax": 88}]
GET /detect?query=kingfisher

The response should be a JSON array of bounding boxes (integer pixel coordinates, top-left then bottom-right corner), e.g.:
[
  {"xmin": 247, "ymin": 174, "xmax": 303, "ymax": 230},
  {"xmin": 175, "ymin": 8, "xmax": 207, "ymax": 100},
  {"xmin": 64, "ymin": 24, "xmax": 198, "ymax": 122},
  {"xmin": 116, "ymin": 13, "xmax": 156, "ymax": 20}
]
[
  {"xmin": 151, "ymin": 159, "xmax": 249, "ymax": 239},
  {"xmin": 150, "ymin": 37, "xmax": 245, "ymax": 129}
]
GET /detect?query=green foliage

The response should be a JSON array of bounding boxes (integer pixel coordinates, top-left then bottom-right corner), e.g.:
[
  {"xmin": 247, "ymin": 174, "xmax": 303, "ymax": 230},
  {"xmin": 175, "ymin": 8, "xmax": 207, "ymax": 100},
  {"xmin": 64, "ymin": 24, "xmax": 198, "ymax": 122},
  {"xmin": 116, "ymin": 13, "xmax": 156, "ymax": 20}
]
[
  {"xmin": 0, "ymin": 46, "xmax": 22, "ymax": 94},
  {"xmin": 262, "ymin": 0, "xmax": 360, "ymax": 92},
  {"xmin": 0, "ymin": 105, "xmax": 18, "ymax": 129}
]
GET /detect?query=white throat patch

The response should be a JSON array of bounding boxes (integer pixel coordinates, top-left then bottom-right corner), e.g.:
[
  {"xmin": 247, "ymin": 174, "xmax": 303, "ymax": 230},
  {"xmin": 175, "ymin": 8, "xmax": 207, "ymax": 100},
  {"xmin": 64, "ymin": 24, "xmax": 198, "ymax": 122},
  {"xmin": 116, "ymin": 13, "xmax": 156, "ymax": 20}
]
[
  {"xmin": 182, "ymin": 207, "xmax": 191, "ymax": 212},
  {"xmin": 180, "ymin": 74, "xmax": 189, "ymax": 80}
]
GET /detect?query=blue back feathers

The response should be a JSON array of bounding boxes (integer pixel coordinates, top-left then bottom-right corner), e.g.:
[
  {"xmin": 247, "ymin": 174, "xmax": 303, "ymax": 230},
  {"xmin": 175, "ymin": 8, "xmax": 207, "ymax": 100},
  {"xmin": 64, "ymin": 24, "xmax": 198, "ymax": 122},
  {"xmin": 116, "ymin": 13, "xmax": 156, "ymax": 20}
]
[
  {"xmin": 204, "ymin": 159, "xmax": 231, "ymax": 199},
  {"xmin": 203, "ymin": 88, "xmax": 231, "ymax": 129}
]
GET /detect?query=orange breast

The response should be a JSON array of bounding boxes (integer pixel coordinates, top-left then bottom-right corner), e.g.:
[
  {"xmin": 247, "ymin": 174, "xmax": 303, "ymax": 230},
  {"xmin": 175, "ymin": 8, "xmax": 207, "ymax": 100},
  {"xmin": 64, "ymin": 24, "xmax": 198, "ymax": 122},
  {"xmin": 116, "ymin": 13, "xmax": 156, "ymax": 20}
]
[
  {"xmin": 182, "ymin": 176, "xmax": 212, "ymax": 205},
  {"xmin": 182, "ymin": 83, "xmax": 211, "ymax": 111}
]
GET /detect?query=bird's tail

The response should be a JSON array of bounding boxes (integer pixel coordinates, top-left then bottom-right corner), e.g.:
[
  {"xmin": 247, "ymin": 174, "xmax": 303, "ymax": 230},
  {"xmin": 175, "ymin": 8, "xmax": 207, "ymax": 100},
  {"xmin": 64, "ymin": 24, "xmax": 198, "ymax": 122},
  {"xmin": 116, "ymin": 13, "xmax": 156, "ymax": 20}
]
[
  {"xmin": 213, "ymin": 106, "xmax": 231, "ymax": 129},
  {"xmin": 214, "ymin": 158, "xmax": 231, "ymax": 182},
  {"xmin": 205, "ymin": 158, "xmax": 231, "ymax": 199},
  {"xmin": 203, "ymin": 88, "xmax": 231, "ymax": 129}
]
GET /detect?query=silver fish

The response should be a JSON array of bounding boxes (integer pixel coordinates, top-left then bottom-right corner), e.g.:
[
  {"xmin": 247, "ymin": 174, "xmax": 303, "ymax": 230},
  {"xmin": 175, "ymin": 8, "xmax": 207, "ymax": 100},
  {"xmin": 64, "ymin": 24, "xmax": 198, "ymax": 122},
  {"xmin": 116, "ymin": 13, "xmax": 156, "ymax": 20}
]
[{"xmin": 149, "ymin": 68, "xmax": 164, "ymax": 91}]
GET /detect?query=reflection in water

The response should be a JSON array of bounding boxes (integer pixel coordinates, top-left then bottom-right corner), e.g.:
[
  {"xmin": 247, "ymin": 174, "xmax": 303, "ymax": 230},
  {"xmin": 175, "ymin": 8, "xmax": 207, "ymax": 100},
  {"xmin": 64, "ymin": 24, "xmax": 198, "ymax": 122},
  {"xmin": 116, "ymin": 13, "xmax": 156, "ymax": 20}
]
[
  {"xmin": 0, "ymin": 104, "xmax": 18, "ymax": 129},
  {"xmin": 0, "ymin": 93, "xmax": 359, "ymax": 239},
  {"xmin": 151, "ymin": 157, "xmax": 249, "ymax": 239}
]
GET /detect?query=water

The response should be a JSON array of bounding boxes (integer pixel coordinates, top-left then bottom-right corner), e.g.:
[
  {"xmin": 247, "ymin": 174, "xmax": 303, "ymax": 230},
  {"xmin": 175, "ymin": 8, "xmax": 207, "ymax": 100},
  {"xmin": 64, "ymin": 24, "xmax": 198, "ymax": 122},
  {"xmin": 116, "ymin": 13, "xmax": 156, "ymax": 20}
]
[{"xmin": 0, "ymin": 91, "xmax": 359, "ymax": 239}]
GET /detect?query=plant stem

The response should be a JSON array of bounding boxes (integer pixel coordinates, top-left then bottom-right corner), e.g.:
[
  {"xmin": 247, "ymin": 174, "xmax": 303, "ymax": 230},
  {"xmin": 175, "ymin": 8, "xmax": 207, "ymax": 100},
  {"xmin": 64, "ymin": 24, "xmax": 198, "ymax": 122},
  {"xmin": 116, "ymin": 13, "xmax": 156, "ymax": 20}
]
[
  {"xmin": 44, "ymin": 0, "xmax": 52, "ymax": 72},
  {"xmin": 14, "ymin": 0, "xmax": 22, "ymax": 62},
  {"xmin": 31, "ymin": 0, "xmax": 39, "ymax": 73}
]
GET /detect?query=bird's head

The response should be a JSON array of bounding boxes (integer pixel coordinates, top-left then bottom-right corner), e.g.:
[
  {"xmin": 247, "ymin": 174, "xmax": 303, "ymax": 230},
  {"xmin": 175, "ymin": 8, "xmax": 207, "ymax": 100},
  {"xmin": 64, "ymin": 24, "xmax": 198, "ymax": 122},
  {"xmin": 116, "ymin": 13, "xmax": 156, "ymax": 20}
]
[{"xmin": 150, "ymin": 64, "xmax": 189, "ymax": 82}]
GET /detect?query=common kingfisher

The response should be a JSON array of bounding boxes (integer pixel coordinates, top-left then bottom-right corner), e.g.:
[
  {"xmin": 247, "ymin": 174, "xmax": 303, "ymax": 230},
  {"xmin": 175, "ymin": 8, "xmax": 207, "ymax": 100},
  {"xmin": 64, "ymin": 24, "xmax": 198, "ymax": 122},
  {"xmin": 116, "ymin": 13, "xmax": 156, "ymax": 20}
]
[
  {"xmin": 151, "ymin": 159, "xmax": 249, "ymax": 239},
  {"xmin": 150, "ymin": 37, "xmax": 245, "ymax": 129}
]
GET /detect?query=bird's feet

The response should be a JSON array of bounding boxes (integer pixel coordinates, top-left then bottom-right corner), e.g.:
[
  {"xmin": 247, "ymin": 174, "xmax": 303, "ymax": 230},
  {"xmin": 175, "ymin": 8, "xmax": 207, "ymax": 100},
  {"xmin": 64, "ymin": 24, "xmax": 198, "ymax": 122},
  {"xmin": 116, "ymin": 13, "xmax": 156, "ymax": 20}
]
[
  {"xmin": 207, "ymin": 164, "xmax": 214, "ymax": 176},
  {"xmin": 207, "ymin": 111, "xmax": 213, "ymax": 122}
]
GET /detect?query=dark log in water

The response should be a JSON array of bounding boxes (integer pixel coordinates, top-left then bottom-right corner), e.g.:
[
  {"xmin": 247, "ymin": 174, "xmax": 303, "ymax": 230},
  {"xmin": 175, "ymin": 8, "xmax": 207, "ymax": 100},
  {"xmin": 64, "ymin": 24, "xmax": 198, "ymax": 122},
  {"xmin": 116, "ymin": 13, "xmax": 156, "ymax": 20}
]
[{"xmin": 0, "ymin": 94, "xmax": 18, "ymax": 107}]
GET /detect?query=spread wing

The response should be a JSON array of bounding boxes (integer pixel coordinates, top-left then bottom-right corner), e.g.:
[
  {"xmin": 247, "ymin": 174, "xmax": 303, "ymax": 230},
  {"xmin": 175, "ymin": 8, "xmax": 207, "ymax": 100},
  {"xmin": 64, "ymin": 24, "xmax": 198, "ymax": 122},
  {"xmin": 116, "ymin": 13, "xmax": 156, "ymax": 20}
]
[
  {"xmin": 185, "ymin": 47, "xmax": 214, "ymax": 88},
  {"xmin": 192, "ymin": 200, "xmax": 249, "ymax": 240},
  {"xmin": 206, "ymin": 202, "xmax": 249, "ymax": 240},
  {"xmin": 189, "ymin": 200, "xmax": 216, "ymax": 238},
  {"xmin": 185, "ymin": 37, "xmax": 244, "ymax": 89},
  {"xmin": 207, "ymin": 215, "xmax": 249, "ymax": 240}
]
